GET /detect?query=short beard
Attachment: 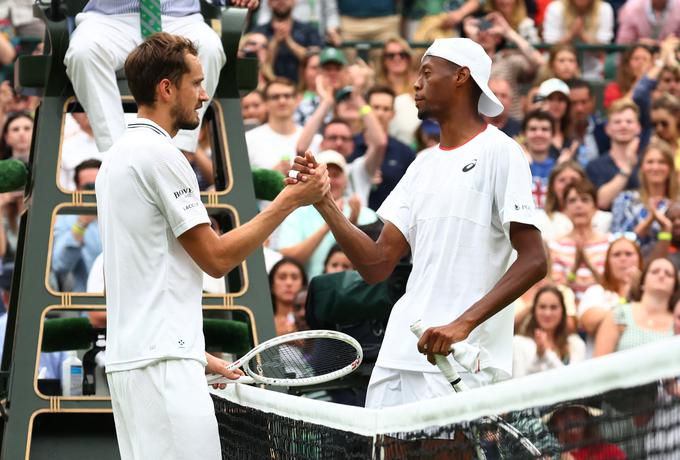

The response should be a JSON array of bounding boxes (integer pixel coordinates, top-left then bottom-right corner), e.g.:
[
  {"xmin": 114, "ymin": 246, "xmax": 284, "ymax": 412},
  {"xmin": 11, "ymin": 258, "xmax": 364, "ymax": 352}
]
[
  {"xmin": 272, "ymin": 7, "xmax": 292, "ymax": 20},
  {"xmin": 171, "ymin": 102, "xmax": 200, "ymax": 132},
  {"xmin": 417, "ymin": 109, "xmax": 431, "ymax": 121}
]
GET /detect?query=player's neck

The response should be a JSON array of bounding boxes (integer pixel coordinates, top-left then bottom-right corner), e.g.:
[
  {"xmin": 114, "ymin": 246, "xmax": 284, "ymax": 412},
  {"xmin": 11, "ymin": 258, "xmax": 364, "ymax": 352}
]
[
  {"xmin": 137, "ymin": 107, "xmax": 177, "ymax": 138},
  {"xmin": 438, "ymin": 117, "xmax": 487, "ymax": 150}
]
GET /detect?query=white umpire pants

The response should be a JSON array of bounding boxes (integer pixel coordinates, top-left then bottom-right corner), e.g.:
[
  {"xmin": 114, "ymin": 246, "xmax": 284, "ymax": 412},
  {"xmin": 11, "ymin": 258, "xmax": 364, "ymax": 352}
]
[
  {"xmin": 64, "ymin": 12, "xmax": 226, "ymax": 153},
  {"xmin": 107, "ymin": 359, "xmax": 221, "ymax": 460}
]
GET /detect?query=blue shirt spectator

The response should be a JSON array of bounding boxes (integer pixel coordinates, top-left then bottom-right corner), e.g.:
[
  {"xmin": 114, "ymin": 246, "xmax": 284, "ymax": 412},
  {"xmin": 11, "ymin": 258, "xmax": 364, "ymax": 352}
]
[{"xmin": 51, "ymin": 215, "xmax": 102, "ymax": 292}]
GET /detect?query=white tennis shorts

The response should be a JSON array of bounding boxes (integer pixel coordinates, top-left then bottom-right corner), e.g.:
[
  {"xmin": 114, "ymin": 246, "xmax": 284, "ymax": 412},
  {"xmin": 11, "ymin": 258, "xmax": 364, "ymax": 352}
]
[
  {"xmin": 107, "ymin": 359, "xmax": 221, "ymax": 460},
  {"xmin": 365, "ymin": 365, "xmax": 495, "ymax": 409}
]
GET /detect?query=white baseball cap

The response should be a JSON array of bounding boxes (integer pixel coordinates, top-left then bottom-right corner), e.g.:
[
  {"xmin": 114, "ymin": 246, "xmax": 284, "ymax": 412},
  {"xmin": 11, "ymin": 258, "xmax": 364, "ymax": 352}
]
[
  {"xmin": 315, "ymin": 150, "xmax": 347, "ymax": 174},
  {"xmin": 422, "ymin": 38, "xmax": 504, "ymax": 117},
  {"xmin": 537, "ymin": 78, "xmax": 570, "ymax": 98}
]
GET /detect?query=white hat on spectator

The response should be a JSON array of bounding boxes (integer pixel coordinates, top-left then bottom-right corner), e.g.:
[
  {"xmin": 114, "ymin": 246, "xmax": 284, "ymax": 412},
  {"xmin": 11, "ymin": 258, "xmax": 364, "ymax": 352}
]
[
  {"xmin": 422, "ymin": 38, "xmax": 504, "ymax": 117},
  {"xmin": 316, "ymin": 150, "xmax": 347, "ymax": 175},
  {"xmin": 537, "ymin": 78, "xmax": 570, "ymax": 98}
]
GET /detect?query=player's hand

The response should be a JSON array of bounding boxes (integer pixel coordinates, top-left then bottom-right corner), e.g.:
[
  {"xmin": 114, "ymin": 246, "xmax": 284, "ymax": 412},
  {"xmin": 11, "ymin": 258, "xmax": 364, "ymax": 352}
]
[
  {"xmin": 284, "ymin": 151, "xmax": 320, "ymax": 186},
  {"xmin": 231, "ymin": 0, "xmax": 259, "ymax": 10},
  {"xmin": 206, "ymin": 354, "xmax": 245, "ymax": 389},
  {"xmin": 417, "ymin": 322, "xmax": 470, "ymax": 365}
]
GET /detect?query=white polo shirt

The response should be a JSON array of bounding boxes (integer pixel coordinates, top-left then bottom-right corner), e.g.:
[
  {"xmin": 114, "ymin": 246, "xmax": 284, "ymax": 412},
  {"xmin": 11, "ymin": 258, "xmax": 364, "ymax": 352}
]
[
  {"xmin": 96, "ymin": 118, "xmax": 210, "ymax": 373},
  {"xmin": 376, "ymin": 125, "xmax": 536, "ymax": 379}
]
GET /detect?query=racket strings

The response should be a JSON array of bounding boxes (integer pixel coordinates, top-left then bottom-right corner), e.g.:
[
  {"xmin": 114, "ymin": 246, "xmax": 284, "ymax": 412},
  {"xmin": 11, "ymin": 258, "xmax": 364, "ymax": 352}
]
[{"xmin": 251, "ymin": 338, "xmax": 359, "ymax": 380}]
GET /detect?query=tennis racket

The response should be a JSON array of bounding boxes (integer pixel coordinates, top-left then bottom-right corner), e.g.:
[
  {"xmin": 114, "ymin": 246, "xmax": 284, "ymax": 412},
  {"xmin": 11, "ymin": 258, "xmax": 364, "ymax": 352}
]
[
  {"xmin": 207, "ymin": 329, "xmax": 363, "ymax": 386},
  {"xmin": 410, "ymin": 320, "xmax": 541, "ymax": 458}
]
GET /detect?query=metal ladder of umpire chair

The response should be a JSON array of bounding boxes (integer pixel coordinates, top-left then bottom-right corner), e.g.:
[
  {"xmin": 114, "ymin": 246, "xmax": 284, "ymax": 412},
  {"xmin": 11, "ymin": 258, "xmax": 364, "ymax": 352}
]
[{"xmin": 0, "ymin": 2, "xmax": 274, "ymax": 458}]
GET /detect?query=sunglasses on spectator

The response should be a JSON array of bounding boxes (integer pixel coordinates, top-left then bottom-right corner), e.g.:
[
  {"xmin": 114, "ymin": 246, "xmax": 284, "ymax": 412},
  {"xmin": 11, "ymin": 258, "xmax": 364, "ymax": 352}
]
[
  {"xmin": 384, "ymin": 51, "xmax": 410, "ymax": 60},
  {"xmin": 609, "ymin": 232, "xmax": 638, "ymax": 244},
  {"xmin": 325, "ymin": 135, "xmax": 353, "ymax": 142},
  {"xmin": 652, "ymin": 119, "xmax": 670, "ymax": 129},
  {"xmin": 266, "ymin": 92, "xmax": 295, "ymax": 101}
]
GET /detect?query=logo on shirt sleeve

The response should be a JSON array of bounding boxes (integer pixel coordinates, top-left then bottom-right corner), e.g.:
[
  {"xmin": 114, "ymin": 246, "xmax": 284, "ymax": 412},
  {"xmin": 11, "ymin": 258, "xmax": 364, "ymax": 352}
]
[{"xmin": 173, "ymin": 187, "xmax": 194, "ymax": 199}]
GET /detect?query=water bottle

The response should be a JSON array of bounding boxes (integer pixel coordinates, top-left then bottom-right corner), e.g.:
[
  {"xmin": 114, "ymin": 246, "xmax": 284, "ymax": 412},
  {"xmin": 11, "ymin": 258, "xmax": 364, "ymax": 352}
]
[{"xmin": 61, "ymin": 350, "xmax": 83, "ymax": 396}]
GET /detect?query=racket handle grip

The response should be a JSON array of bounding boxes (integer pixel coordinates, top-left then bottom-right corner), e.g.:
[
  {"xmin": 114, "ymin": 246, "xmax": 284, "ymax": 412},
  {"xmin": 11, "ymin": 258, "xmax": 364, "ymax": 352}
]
[
  {"xmin": 206, "ymin": 374, "xmax": 255, "ymax": 385},
  {"xmin": 410, "ymin": 320, "xmax": 469, "ymax": 392}
]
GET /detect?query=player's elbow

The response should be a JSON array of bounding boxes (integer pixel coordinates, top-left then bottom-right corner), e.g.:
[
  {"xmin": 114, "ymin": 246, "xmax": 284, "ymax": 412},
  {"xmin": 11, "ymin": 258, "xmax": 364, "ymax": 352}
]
[{"xmin": 530, "ymin": 249, "xmax": 548, "ymax": 283}]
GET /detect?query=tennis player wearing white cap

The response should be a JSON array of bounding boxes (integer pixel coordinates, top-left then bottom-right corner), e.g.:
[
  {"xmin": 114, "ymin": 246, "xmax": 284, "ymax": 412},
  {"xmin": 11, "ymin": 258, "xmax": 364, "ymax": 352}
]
[{"xmin": 288, "ymin": 37, "xmax": 546, "ymax": 407}]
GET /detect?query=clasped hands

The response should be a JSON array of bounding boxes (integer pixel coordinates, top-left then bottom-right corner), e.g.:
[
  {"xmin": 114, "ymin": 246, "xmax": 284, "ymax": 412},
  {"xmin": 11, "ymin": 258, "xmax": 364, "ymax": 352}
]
[{"xmin": 284, "ymin": 151, "xmax": 332, "ymax": 207}]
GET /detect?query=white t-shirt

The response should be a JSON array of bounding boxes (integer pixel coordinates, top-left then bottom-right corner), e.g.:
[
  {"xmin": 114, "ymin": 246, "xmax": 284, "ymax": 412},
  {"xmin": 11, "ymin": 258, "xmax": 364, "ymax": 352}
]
[
  {"xmin": 96, "ymin": 118, "xmax": 210, "ymax": 373},
  {"xmin": 376, "ymin": 125, "xmax": 536, "ymax": 378},
  {"xmin": 245, "ymin": 123, "xmax": 321, "ymax": 170},
  {"xmin": 60, "ymin": 114, "xmax": 104, "ymax": 190}
]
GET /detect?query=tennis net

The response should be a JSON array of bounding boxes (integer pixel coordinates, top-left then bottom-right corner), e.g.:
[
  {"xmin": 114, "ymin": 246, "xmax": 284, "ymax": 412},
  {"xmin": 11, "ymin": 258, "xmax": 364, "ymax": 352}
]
[{"xmin": 211, "ymin": 337, "xmax": 680, "ymax": 459}]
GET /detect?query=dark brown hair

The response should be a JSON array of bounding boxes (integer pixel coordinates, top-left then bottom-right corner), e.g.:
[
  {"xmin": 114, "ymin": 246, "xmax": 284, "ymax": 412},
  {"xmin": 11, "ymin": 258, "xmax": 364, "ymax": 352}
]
[
  {"xmin": 124, "ymin": 32, "xmax": 198, "ymax": 107},
  {"xmin": 522, "ymin": 285, "xmax": 570, "ymax": 360},
  {"xmin": 601, "ymin": 237, "xmax": 643, "ymax": 294},
  {"xmin": 562, "ymin": 178, "xmax": 597, "ymax": 205}
]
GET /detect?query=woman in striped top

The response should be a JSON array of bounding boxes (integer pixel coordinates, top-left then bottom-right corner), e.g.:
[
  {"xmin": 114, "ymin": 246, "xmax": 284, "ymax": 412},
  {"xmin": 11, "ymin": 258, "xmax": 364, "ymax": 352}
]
[{"xmin": 549, "ymin": 179, "xmax": 610, "ymax": 304}]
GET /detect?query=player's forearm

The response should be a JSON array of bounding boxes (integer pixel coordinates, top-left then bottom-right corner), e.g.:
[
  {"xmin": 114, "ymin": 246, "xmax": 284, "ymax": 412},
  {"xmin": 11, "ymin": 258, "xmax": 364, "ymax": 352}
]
[
  {"xmin": 315, "ymin": 196, "xmax": 392, "ymax": 283},
  {"xmin": 214, "ymin": 191, "xmax": 298, "ymax": 274},
  {"xmin": 456, "ymin": 244, "xmax": 547, "ymax": 336}
]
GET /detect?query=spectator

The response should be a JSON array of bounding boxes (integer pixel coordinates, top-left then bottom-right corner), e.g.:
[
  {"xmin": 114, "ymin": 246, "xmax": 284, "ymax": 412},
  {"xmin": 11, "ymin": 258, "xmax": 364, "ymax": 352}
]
[
  {"xmin": 0, "ymin": 0, "xmax": 44, "ymax": 38},
  {"xmin": 537, "ymin": 44, "xmax": 580, "ymax": 83},
  {"xmin": 63, "ymin": 1, "xmax": 255, "ymax": 154},
  {"xmin": 534, "ymin": 78, "xmax": 575, "ymax": 159},
  {"xmin": 522, "ymin": 110, "xmax": 557, "ymax": 209},
  {"xmin": 323, "ymin": 244, "xmax": 353, "ymax": 273},
  {"xmin": 649, "ymin": 201, "xmax": 680, "ymax": 270},
  {"xmin": 617, "ymin": 0, "xmax": 680, "ymax": 44},
  {"xmin": 406, "ymin": 0, "xmax": 481, "ymax": 41},
  {"xmin": 60, "ymin": 113, "xmax": 103, "ymax": 190},
  {"xmin": 0, "ymin": 32, "xmax": 15, "ymax": 65},
  {"xmin": 512, "ymin": 285, "xmax": 586, "ymax": 377},
  {"xmin": 349, "ymin": 85, "xmax": 416, "ymax": 211},
  {"xmin": 269, "ymin": 257, "xmax": 308, "ymax": 336},
  {"xmin": 294, "ymin": 47, "xmax": 348, "ymax": 126},
  {"xmin": 579, "ymin": 235, "xmax": 643, "ymax": 355},
  {"xmin": 0, "ymin": 111, "xmax": 32, "ymax": 164},
  {"xmin": 185, "ymin": 123, "xmax": 215, "ymax": 191},
  {"xmin": 549, "ymin": 179, "xmax": 610, "ymax": 303},
  {"xmin": 463, "ymin": 12, "xmax": 545, "ymax": 119},
  {"xmin": 414, "ymin": 119, "xmax": 441, "ymax": 154},
  {"xmin": 486, "ymin": 77, "xmax": 522, "ymax": 138},
  {"xmin": 654, "ymin": 65, "xmax": 680, "ymax": 100},
  {"xmin": 376, "ymin": 36, "xmax": 420, "ymax": 147},
  {"xmin": 538, "ymin": 161, "xmax": 613, "ymax": 241},
  {"xmin": 611, "ymin": 140, "xmax": 678, "ymax": 255},
  {"xmin": 254, "ymin": 0, "xmax": 322, "ymax": 83},
  {"xmin": 594, "ymin": 256, "xmax": 676, "ymax": 355},
  {"xmin": 298, "ymin": 51, "xmax": 320, "ymax": 102},
  {"xmin": 675, "ymin": 293, "xmax": 680, "ymax": 334},
  {"xmin": 274, "ymin": 150, "xmax": 377, "ymax": 278},
  {"xmin": 586, "ymin": 99, "xmax": 642, "ymax": 210},
  {"xmin": 632, "ymin": 36, "xmax": 680, "ymax": 148},
  {"xmin": 255, "ymin": 0, "xmax": 341, "ymax": 45},
  {"xmin": 650, "ymin": 96, "xmax": 680, "ymax": 170},
  {"xmin": 240, "ymin": 89, "xmax": 268, "ymax": 131},
  {"xmin": 246, "ymin": 78, "xmax": 321, "ymax": 172},
  {"xmin": 568, "ymin": 79, "xmax": 610, "ymax": 165},
  {"xmin": 296, "ymin": 70, "xmax": 386, "ymax": 205},
  {"xmin": 51, "ymin": 160, "xmax": 102, "ymax": 292},
  {"xmin": 486, "ymin": 0, "xmax": 540, "ymax": 43},
  {"xmin": 604, "ymin": 45, "xmax": 654, "ymax": 109},
  {"xmin": 542, "ymin": 0, "xmax": 615, "ymax": 78},
  {"xmin": 238, "ymin": 32, "xmax": 272, "ymax": 88},
  {"xmin": 545, "ymin": 405, "xmax": 627, "ymax": 460},
  {"xmin": 337, "ymin": 1, "xmax": 400, "ymax": 42}
]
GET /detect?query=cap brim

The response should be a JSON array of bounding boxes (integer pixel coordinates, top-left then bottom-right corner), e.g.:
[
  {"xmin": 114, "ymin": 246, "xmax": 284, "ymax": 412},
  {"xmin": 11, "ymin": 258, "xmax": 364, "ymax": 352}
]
[{"xmin": 475, "ymin": 78, "xmax": 504, "ymax": 117}]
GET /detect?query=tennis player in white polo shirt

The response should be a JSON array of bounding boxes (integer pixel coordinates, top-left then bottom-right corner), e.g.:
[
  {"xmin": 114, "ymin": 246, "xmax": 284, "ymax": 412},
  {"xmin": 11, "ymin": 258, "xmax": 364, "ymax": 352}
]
[
  {"xmin": 289, "ymin": 38, "xmax": 547, "ymax": 407},
  {"xmin": 96, "ymin": 33, "xmax": 329, "ymax": 460}
]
